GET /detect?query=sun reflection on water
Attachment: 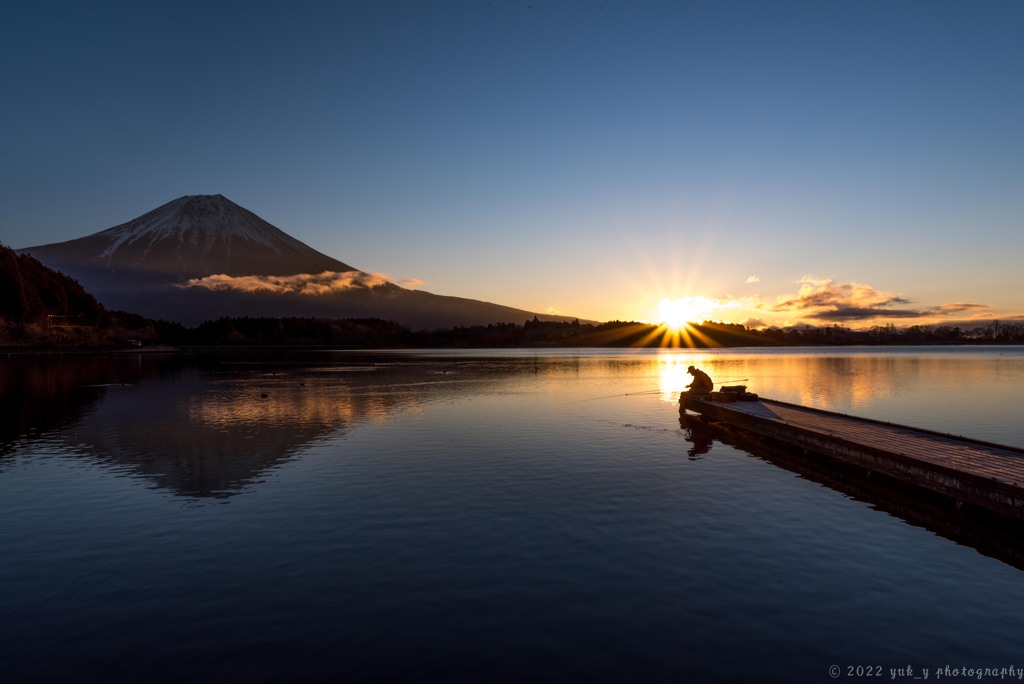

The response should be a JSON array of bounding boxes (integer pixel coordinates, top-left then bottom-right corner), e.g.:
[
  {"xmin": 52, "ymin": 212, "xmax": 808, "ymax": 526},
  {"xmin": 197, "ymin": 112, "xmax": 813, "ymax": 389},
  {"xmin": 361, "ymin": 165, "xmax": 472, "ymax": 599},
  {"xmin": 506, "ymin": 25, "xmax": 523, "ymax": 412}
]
[{"xmin": 657, "ymin": 355, "xmax": 696, "ymax": 403}]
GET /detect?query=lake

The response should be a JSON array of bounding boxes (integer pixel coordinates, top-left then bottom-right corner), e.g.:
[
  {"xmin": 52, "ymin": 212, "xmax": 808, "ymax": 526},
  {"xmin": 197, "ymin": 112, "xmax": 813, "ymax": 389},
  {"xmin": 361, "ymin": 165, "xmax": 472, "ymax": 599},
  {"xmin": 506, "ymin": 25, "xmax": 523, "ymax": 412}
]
[{"xmin": 3, "ymin": 346, "xmax": 1024, "ymax": 683}]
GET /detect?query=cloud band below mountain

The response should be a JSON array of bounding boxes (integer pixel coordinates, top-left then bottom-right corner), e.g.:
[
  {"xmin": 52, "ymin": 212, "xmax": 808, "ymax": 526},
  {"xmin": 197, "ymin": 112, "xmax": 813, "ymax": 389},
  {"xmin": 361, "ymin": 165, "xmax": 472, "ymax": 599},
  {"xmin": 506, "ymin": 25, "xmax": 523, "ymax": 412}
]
[{"xmin": 181, "ymin": 271, "xmax": 421, "ymax": 295}]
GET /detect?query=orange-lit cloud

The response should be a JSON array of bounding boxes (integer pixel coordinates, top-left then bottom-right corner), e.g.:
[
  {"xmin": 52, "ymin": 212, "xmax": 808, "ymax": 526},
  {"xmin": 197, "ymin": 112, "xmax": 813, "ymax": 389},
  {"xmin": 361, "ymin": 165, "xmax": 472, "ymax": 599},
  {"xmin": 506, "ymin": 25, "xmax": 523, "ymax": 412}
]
[
  {"xmin": 181, "ymin": 270, "xmax": 421, "ymax": 295},
  {"xmin": 765, "ymin": 276, "xmax": 993, "ymax": 325},
  {"xmin": 931, "ymin": 302, "xmax": 990, "ymax": 314},
  {"xmin": 745, "ymin": 275, "xmax": 760, "ymax": 284}
]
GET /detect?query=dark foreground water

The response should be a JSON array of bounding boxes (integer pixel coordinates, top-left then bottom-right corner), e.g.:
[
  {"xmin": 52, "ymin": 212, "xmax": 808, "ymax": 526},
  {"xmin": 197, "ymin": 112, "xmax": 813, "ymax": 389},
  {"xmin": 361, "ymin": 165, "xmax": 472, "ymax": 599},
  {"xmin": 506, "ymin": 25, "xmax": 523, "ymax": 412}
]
[{"xmin": 3, "ymin": 347, "xmax": 1024, "ymax": 683}]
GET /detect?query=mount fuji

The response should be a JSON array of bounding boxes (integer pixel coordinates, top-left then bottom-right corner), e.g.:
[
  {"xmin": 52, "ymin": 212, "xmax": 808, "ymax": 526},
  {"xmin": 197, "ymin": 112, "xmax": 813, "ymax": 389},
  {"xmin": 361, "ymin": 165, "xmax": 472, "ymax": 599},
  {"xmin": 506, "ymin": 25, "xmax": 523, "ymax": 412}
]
[{"xmin": 19, "ymin": 195, "xmax": 571, "ymax": 328}]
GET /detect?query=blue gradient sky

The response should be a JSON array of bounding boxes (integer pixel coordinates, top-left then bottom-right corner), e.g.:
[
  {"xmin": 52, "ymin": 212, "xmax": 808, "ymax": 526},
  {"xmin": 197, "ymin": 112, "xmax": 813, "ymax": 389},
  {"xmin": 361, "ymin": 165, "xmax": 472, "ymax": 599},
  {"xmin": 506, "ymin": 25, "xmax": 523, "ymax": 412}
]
[{"xmin": 3, "ymin": 0, "xmax": 1023, "ymax": 327}]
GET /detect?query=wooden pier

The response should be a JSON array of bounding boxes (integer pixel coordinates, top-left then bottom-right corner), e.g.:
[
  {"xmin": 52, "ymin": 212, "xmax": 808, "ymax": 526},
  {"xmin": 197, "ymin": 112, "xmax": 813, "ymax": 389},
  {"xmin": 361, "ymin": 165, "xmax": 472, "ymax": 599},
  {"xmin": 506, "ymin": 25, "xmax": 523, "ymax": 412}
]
[{"xmin": 681, "ymin": 395, "xmax": 1024, "ymax": 520}]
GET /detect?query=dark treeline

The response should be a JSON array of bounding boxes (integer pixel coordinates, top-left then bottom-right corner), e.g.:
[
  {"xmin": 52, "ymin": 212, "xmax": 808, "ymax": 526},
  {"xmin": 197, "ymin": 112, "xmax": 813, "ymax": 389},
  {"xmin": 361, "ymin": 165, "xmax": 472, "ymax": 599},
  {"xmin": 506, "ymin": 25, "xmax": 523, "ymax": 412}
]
[
  {"xmin": 1, "ymin": 243, "xmax": 102, "ymax": 323},
  {"xmin": 6, "ymin": 242, "xmax": 1024, "ymax": 349},
  {"xmin": 757, "ymin": 321, "xmax": 1024, "ymax": 346},
  {"xmin": 172, "ymin": 316, "xmax": 1024, "ymax": 348},
  {"xmin": 140, "ymin": 316, "xmax": 764, "ymax": 348},
  {"xmin": 8, "ymin": 307, "xmax": 1024, "ymax": 350},
  {"xmin": 0, "ymin": 241, "xmax": 184, "ymax": 347}
]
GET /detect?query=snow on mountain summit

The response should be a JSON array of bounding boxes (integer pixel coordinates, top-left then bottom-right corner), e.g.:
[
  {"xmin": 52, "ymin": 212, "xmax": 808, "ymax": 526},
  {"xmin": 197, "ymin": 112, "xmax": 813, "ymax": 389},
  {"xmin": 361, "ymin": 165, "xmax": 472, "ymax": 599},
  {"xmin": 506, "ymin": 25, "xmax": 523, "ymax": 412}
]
[
  {"xmin": 97, "ymin": 194, "xmax": 287, "ymax": 260},
  {"xmin": 22, "ymin": 194, "xmax": 356, "ymax": 279}
]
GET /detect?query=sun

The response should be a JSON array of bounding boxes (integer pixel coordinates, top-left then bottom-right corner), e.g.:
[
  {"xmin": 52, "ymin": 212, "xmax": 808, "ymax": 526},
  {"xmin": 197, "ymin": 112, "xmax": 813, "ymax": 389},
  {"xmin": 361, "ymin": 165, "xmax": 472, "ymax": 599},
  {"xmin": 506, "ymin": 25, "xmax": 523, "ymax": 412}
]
[{"xmin": 657, "ymin": 296, "xmax": 717, "ymax": 331}]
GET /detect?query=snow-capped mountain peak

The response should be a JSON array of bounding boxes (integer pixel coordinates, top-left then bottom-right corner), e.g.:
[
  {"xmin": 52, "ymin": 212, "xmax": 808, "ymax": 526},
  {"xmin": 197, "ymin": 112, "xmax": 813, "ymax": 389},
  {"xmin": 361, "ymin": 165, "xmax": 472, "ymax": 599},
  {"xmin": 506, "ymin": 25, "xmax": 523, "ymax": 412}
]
[
  {"xmin": 23, "ymin": 194, "xmax": 355, "ymax": 278},
  {"xmin": 97, "ymin": 194, "xmax": 287, "ymax": 261}
]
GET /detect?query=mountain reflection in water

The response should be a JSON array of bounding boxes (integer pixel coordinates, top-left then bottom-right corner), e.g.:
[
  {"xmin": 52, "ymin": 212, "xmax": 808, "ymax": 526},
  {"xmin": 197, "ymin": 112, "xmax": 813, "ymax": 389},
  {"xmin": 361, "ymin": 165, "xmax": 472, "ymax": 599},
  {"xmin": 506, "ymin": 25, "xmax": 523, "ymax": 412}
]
[
  {"xmin": 5, "ymin": 348, "xmax": 1024, "ymax": 683},
  {"xmin": 2, "ymin": 352, "xmax": 518, "ymax": 499}
]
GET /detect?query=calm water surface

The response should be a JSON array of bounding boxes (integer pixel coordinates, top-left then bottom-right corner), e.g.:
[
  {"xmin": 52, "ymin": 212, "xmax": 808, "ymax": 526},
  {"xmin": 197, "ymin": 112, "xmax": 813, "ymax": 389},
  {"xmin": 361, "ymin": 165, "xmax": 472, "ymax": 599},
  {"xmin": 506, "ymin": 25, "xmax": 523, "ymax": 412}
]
[{"xmin": 3, "ymin": 347, "xmax": 1024, "ymax": 683}]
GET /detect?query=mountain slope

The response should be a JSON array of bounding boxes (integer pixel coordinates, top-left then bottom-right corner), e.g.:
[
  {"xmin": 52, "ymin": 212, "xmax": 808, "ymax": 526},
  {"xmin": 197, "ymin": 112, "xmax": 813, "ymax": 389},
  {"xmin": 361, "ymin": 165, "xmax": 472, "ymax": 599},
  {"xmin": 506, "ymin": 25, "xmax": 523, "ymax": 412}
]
[
  {"xmin": 23, "ymin": 194, "xmax": 354, "ymax": 278},
  {"xmin": 18, "ymin": 195, "xmax": 574, "ymax": 329}
]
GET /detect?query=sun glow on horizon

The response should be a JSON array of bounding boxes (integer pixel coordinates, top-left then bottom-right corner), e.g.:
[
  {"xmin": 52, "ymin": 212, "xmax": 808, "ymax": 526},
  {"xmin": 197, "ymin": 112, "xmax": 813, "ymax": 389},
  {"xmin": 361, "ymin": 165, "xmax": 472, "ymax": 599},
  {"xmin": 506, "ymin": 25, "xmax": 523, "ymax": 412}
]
[{"xmin": 656, "ymin": 296, "xmax": 718, "ymax": 331}]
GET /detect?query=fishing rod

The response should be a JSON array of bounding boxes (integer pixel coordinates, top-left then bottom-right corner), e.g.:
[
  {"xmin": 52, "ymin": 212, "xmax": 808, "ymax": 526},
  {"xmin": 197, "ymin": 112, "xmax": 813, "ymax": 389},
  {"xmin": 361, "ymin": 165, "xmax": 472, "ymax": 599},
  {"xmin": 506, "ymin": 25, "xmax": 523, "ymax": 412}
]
[
  {"xmin": 574, "ymin": 378, "xmax": 751, "ymax": 403},
  {"xmin": 573, "ymin": 389, "xmax": 662, "ymax": 402}
]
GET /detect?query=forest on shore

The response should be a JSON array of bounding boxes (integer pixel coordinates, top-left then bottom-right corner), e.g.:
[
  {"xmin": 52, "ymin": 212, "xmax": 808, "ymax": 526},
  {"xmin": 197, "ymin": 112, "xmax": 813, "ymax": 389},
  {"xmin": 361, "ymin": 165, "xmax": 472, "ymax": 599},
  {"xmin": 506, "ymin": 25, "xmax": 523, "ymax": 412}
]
[{"xmin": 4, "ymin": 242, "xmax": 1024, "ymax": 350}]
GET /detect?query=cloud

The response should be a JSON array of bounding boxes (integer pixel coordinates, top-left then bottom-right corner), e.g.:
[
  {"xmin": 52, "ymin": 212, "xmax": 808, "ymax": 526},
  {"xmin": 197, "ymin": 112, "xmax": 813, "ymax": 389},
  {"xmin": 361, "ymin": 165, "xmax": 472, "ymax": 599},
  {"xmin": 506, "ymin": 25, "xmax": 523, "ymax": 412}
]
[
  {"xmin": 931, "ymin": 302, "xmax": 989, "ymax": 314},
  {"xmin": 180, "ymin": 270, "xmax": 419, "ymax": 295},
  {"xmin": 771, "ymin": 276, "xmax": 909, "ymax": 313},
  {"xmin": 762, "ymin": 276, "xmax": 1000, "ymax": 326},
  {"xmin": 745, "ymin": 275, "xmax": 760, "ymax": 284},
  {"xmin": 545, "ymin": 306, "xmax": 563, "ymax": 315},
  {"xmin": 809, "ymin": 306, "xmax": 924, "ymax": 321},
  {"xmin": 741, "ymin": 317, "xmax": 768, "ymax": 329}
]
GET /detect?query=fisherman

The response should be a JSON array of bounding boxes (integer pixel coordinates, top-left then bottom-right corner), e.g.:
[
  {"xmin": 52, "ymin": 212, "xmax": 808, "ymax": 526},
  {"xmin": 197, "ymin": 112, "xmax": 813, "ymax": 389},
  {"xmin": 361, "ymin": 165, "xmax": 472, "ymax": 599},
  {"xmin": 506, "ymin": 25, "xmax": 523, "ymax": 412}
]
[{"xmin": 683, "ymin": 365, "xmax": 713, "ymax": 396}]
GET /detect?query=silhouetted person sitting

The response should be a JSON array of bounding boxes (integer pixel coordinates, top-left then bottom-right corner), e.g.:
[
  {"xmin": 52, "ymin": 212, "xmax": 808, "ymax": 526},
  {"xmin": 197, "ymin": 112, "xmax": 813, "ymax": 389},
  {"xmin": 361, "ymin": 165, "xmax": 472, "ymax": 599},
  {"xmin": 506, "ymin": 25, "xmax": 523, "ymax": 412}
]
[{"xmin": 683, "ymin": 365, "xmax": 713, "ymax": 396}]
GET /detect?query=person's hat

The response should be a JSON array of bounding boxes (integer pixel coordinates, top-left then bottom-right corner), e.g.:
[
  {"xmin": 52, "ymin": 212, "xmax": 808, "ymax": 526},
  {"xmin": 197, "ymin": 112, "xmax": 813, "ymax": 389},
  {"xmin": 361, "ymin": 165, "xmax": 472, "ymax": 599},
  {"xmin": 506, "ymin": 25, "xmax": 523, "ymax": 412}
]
[{"xmin": 687, "ymin": 365, "xmax": 695, "ymax": 372}]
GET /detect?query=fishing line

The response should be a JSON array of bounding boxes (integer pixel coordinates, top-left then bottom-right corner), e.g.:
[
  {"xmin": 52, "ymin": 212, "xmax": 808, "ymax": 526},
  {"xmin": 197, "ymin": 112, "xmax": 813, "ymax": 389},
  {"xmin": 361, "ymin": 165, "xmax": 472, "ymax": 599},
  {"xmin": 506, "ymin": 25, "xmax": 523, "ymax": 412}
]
[
  {"xmin": 572, "ymin": 378, "xmax": 751, "ymax": 403},
  {"xmin": 572, "ymin": 389, "xmax": 663, "ymax": 402}
]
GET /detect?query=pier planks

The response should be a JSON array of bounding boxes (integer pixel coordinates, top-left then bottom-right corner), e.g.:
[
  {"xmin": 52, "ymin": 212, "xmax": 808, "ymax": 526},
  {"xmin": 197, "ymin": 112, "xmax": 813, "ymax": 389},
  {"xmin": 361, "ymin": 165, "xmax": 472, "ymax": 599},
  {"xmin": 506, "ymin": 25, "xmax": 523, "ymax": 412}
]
[{"xmin": 681, "ymin": 396, "xmax": 1024, "ymax": 519}]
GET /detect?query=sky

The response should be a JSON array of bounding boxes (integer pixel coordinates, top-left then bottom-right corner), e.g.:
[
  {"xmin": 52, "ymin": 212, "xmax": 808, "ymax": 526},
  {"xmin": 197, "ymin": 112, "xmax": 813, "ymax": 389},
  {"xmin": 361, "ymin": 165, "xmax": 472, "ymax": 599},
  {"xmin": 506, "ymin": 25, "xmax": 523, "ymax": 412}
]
[{"xmin": 2, "ymin": 0, "xmax": 1023, "ymax": 329}]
